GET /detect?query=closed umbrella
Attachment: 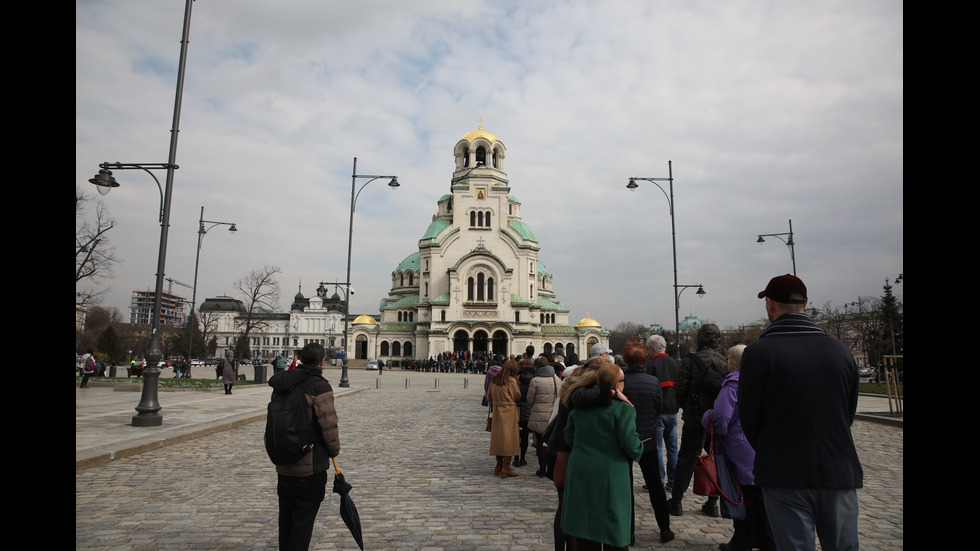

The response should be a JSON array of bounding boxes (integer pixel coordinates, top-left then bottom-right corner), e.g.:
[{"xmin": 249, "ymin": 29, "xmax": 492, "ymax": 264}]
[{"xmin": 331, "ymin": 457, "xmax": 363, "ymax": 550}]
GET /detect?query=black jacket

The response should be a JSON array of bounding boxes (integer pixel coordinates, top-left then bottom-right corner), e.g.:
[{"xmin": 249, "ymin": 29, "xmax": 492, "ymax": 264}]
[
  {"xmin": 646, "ymin": 353, "xmax": 680, "ymax": 414},
  {"xmin": 622, "ymin": 367, "xmax": 662, "ymax": 441},
  {"xmin": 739, "ymin": 313, "xmax": 862, "ymax": 489}
]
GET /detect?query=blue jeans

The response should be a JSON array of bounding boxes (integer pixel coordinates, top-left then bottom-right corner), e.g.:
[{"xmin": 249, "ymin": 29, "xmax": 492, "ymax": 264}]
[{"xmin": 656, "ymin": 413, "xmax": 678, "ymax": 486}]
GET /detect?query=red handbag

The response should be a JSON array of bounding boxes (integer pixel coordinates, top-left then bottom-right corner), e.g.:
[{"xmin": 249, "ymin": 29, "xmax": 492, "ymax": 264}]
[{"xmin": 693, "ymin": 415, "xmax": 722, "ymax": 497}]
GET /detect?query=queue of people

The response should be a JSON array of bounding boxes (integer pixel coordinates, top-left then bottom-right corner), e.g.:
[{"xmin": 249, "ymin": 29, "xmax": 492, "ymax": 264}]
[{"xmin": 482, "ymin": 273, "xmax": 863, "ymax": 551}]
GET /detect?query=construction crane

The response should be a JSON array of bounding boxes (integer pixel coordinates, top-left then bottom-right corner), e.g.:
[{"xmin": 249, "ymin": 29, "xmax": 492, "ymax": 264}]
[{"xmin": 166, "ymin": 277, "xmax": 194, "ymax": 294}]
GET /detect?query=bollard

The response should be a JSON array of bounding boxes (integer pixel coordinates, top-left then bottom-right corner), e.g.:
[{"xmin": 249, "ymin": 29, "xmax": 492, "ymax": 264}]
[
  {"xmin": 405, "ymin": 378, "xmax": 410, "ymax": 389},
  {"xmin": 376, "ymin": 378, "xmax": 380, "ymax": 389},
  {"xmin": 464, "ymin": 377, "xmax": 468, "ymax": 389},
  {"xmin": 434, "ymin": 378, "xmax": 439, "ymax": 389}
]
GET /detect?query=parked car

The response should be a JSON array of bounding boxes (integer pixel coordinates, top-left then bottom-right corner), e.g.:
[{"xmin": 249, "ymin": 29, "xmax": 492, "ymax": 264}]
[
  {"xmin": 366, "ymin": 360, "xmax": 380, "ymax": 371},
  {"xmin": 858, "ymin": 367, "xmax": 873, "ymax": 377}
]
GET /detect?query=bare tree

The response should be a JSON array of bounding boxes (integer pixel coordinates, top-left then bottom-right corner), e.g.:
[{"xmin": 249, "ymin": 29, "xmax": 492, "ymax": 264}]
[
  {"xmin": 76, "ymin": 187, "xmax": 118, "ymax": 302},
  {"xmin": 233, "ymin": 265, "xmax": 282, "ymax": 363}
]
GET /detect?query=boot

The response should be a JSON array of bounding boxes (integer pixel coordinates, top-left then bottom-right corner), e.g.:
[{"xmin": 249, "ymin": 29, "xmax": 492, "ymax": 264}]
[
  {"xmin": 494, "ymin": 456, "xmax": 503, "ymax": 476},
  {"xmin": 701, "ymin": 496, "xmax": 720, "ymax": 517},
  {"xmin": 501, "ymin": 456, "xmax": 519, "ymax": 478},
  {"xmin": 668, "ymin": 498, "xmax": 683, "ymax": 516}
]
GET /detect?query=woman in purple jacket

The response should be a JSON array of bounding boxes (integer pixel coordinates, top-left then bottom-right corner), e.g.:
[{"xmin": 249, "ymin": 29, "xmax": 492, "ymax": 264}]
[{"xmin": 702, "ymin": 345, "xmax": 775, "ymax": 551}]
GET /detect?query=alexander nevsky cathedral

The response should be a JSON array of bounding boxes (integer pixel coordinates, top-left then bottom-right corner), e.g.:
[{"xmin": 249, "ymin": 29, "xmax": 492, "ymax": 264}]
[{"xmin": 202, "ymin": 125, "xmax": 609, "ymax": 365}]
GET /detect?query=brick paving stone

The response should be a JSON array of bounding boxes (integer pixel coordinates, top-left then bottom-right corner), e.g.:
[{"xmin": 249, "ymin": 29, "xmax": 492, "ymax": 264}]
[{"xmin": 76, "ymin": 372, "xmax": 902, "ymax": 550}]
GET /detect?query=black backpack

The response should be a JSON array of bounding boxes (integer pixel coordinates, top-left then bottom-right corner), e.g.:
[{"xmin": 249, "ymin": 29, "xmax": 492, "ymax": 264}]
[
  {"xmin": 688, "ymin": 353, "xmax": 724, "ymax": 421},
  {"xmin": 264, "ymin": 377, "xmax": 317, "ymax": 465}
]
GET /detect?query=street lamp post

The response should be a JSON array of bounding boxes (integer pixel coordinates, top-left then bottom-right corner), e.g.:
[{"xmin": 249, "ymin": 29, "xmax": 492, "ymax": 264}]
[
  {"xmin": 627, "ymin": 160, "xmax": 688, "ymax": 360},
  {"xmin": 675, "ymin": 284, "xmax": 707, "ymax": 352},
  {"xmin": 187, "ymin": 206, "xmax": 237, "ymax": 372},
  {"xmin": 756, "ymin": 219, "xmax": 796, "ymax": 276},
  {"xmin": 86, "ymin": 0, "xmax": 196, "ymax": 427},
  {"xmin": 340, "ymin": 157, "xmax": 400, "ymax": 387}
]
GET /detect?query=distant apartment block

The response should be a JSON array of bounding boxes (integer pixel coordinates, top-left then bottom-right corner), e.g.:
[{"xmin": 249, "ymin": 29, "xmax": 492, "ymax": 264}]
[{"xmin": 130, "ymin": 289, "xmax": 188, "ymax": 326}]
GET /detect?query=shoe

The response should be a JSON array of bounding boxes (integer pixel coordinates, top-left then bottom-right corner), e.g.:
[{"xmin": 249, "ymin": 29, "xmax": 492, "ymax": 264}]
[
  {"xmin": 500, "ymin": 457, "xmax": 519, "ymax": 478},
  {"xmin": 494, "ymin": 457, "xmax": 503, "ymax": 476},
  {"xmin": 536, "ymin": 469, "xmax": 547, "ymax": 477},
  {"xmin": 668, "ymin": 499, "xmax": 683, "ymax": 516},
  {"xmin": 661, "ymin": 529, "xmax": 675, "ymax": 544},
  {"xmin": 701, "ymin": 498, "xmax": 720, "ymax": 517}
]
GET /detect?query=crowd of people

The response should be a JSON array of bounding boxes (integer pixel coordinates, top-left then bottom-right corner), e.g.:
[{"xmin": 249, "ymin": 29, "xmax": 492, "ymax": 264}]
[
  {"xmin": 260, "ymin": 274, "xmax": 864, "ymax": 551},
  {"xmin": 480, "ymin": 274, "xmax": 863, "ymax": 551}
]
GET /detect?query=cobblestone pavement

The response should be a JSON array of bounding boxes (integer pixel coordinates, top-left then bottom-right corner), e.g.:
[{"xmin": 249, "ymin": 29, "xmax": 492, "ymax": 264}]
[{"xmin": 75, "ymin": 371, "xmax": 903, "ymax": 550}]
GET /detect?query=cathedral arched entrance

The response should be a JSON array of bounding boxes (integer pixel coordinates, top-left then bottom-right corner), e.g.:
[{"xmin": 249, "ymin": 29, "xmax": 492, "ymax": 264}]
[
  {"xmin": 453, "ymin": 330, "xmax": 470, "ymax": 354},
  {"xmin": 473, "ymin": 330, "xmax": 489, "ymax": 354},
  {"xmin": 355, "ymin": 335, "xmax": 368, "ymax": 359},
  {"xmin": 492, "ymin": 330, "xmax": 509, "ymax": 357}
]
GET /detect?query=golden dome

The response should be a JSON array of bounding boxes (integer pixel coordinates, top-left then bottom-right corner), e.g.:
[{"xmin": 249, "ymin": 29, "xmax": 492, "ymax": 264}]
[
  {"xmin": 461, "ymin": 120, "xmax": 499, "ymax": 144},
  {"xmin": 352, "ymin": 314, "xmax": 378, "ymax": 325},
  {"xmin": 575, "ymin": 314, "xmax": 601, "ymax": 328}
]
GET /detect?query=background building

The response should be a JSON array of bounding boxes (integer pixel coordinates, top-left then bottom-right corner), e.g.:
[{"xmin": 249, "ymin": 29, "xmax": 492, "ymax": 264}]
[{"xmin": 129, "ymin": 288, "xmax": 187, "ymax": 326}]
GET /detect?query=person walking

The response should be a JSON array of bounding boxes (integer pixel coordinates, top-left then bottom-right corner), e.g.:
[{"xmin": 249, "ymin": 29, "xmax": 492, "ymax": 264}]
[
  {"xmin": 670, "ymin": 323, "xmax": 728, "ymax": 517},
  {"xmin": 525, "ymin": 355, "xmax": 563, "ymax": 477},
  {"xmin": 221, "ymin": 350, "xmax": 237, "ymax": 395},
  {"xmin": 487, "ymin": 359, "xmax": 522, "ymax": 478},
  {"xmin": 645, "ymin": 334, "xmax": 679, "ymax": 493},
  {"xmin": 739, "ymin": 274, "xmax": 863, "ymax": 551},
  {"xmin": 273, "ymin": 354, "xmax": 288, "ymax": 376},
  {"xmin": 79, "ymin": 348, "xmax": 96, "ymax": 388},
  {"xmin": 702, "ymin": 344, "xmax": 775, "ymax": 551},
  {"xmin": 561, "ymin": 361, "xmax": 644, "ymax": 550},
  {"xmin": 269, "ymin": 342, "xmax": 341, "ymax": 551},
  {"xmin": 621, "ymin": 342, "xmax": 674, "ymax": 545}
]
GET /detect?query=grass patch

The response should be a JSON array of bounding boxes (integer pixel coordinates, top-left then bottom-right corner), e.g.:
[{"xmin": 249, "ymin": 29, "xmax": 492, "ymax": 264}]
[{"xmin": 858, "ymin": 382, "xmax": 903, "ymax": 396}]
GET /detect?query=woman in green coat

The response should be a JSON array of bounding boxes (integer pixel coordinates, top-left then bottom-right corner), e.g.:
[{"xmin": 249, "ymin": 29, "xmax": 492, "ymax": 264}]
[{"xmin": 562, "ymin": 362, "xmax": 644, "ymax": 550}]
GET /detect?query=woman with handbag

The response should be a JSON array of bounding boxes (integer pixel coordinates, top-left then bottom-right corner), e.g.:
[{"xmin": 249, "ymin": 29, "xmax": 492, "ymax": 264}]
[
  {"xmin": 701, "ymin": 345, "xmax": 775, "ymax": 551},
  {"xmin": 487, "ymin": 359, "xmax": 522, "ymax": 478},
  {"xmin": 562, "ymin": 361, "xmax": 644, "ymax": 551}
]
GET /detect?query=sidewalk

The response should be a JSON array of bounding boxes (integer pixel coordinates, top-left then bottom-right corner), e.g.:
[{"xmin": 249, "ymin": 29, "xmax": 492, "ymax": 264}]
[
  {"xmin": 75, "ymin": 365, "xmax": 368, "ymax": 470},
  {"xmin": 76, "ymin": 365, "xmax": 901, "ymax": 470}
]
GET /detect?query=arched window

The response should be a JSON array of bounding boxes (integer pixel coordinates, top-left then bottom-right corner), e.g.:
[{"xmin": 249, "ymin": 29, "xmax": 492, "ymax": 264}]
[
  {"xmin": 441, "ymin": 310, "xmax": 446, "ymax": 322},
  {"xmin": 467, "ymin": 277, "xmax": 474, "ymax": 301},
  {"xmin": 398, "ymin": 311, "xmax": 402, "ymax": 322},
  {"xmin": 380, "ymin": 341, "xmax": 390, "ymax": 356},
  {"xmin": 392, "ymin": 341, "xmax": 402, "ymax": 356},
  {"xmin": 485, "ymin": 211, "xmax": 491, "ymax": 227},
  {"xmin": 408, "ymin": 273, "xmax": 414, "ymax": 286},
  {"xmin": 470, "ymin": 211, "xmax": 476, "ymax": 226},
  {"xmin": 400, "ymin": 274, "xmax": 405, "ymax": 286},
  {"xmin": 477, "ymin": 273, "xmax": 485, "ymax": 301},
  {"xmin": 404, "ymin": 341, "xmax": 413, "ymax": 357},
  {"xmin": 424, "ymin": 282, "xmax": 429, "ymax": 297},
  {"xmin": 476, "ymin": 146, "xmax": 486, "ymax": 165},
  {"xmin": 487, "ymin": 277, "xmax": 495, "ymax": 301},
  {"xmin": 477, "ymin": 211, "xmax": 484, "ymax": 227}
]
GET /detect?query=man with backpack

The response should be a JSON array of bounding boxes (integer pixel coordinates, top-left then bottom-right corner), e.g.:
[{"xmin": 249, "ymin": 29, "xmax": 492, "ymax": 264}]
[
  {"xmin": 266, "ymin": 342, "xmax": 341, "ymax": 550},
  {"xmin": 80, "ymin": 348, "xmax": 96, "ymax": 388},
  {"xmin": 669, "ymin": 324, "xmax": 728, "ymax": 517}
]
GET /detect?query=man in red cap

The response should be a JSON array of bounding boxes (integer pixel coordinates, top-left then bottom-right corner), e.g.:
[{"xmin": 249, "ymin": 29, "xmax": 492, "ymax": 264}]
[{"xmin": 738, "ymin": 275, "xmax": 863, "ymax": 551}]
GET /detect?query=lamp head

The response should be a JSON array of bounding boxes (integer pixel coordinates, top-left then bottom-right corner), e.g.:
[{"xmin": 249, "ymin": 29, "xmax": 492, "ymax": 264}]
[
  {"xmin": 626, "ymin": 178, "xmax": 638, "ymax": 190},
  {"xmin": 89, "ymin": 168, "xmax": 120, "ymax": 196},
  {"xmin": 228, "ymin": 224, "xmax": 238, "ymax": 232},
  {"xmin": 387, "ymin": 177, "xmax": 400, "ymax": 189},
  {"xmin": 756, "ymin": 235, "xmax": 765, "ymax": 243},
  {"xmin": 696, "ymin": 285, "xmax": 706, "ymax": 297}
]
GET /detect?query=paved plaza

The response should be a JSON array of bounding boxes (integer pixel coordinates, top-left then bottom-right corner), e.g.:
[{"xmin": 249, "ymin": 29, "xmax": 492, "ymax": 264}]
[{"xmin": 76, "ymin": 367, "xmax": 903, "ymax": 550}]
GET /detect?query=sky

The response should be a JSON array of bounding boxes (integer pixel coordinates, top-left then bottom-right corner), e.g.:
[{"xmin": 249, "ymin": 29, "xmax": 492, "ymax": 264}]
[{"xmin": 76, "ymin": 0, "xmax": 903, "ymax": 331}]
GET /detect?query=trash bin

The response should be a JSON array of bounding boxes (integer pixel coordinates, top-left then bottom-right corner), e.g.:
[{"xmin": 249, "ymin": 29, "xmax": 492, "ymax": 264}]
[
  {"xmin": 109, "ymin": 365, "xmax": 117, "ymax": 377},
  {"xmin": 253, "ymin": 363, "xmax": 267, "ymax": 384}
]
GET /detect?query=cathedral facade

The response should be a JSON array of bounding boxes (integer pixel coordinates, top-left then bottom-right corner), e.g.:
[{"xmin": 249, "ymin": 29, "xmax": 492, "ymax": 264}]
[{"xmin": 348, "ymin": 125, "xmax": 608, "ymax": 365}]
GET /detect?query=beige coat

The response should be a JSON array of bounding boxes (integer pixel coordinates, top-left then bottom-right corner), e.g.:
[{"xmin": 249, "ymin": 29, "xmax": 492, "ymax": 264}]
[
  {"xmin": 525, "ymin": 373, "xmax": 563, "ymax": 434},
  {"xmin": 487, "ymin": 376, "xmax": 521, "ymax": 456}
]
